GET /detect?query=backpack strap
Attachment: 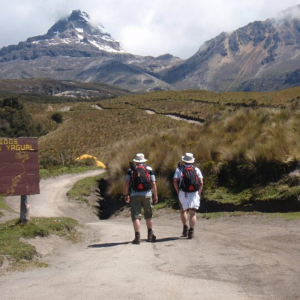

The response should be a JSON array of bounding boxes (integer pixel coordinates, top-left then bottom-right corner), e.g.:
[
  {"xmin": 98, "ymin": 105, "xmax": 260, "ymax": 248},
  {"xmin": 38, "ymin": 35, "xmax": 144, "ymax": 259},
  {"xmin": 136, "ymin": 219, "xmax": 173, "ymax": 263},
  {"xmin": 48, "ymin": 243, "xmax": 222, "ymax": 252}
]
[{"xmin": 178, "ymin": 164, "xmax": 185, "ymax": 191}]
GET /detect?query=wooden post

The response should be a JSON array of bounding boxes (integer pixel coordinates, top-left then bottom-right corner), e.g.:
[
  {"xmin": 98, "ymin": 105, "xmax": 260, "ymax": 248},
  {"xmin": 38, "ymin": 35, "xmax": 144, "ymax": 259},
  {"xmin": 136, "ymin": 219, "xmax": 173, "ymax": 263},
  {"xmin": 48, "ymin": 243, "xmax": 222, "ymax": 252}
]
[{"xmin": 20, "ymin": 195, "xmax": 30, "ymax": 224}]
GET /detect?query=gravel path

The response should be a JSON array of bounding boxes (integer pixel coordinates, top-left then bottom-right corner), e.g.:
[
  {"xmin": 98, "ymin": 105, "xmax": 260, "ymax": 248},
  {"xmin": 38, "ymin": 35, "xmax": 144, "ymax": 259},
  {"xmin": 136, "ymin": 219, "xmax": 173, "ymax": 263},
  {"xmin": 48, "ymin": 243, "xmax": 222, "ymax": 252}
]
[{"xmin": 1, "ymin": 170, "xmax": 299, "ymax": 300}]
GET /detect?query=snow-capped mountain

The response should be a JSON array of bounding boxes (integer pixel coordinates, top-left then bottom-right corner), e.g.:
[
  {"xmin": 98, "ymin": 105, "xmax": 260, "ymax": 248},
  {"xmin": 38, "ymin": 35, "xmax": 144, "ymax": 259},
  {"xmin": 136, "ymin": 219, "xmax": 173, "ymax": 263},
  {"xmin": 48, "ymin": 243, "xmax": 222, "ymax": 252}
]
[
  {"xmin": 27, "ymin": 10, "xmax": 125, "ymax": 53},
  {"xmin": 0, "ymin": 10, "xmax": 181, "ymax": 93},
  {"xmin": 1, "ymin": 6, "xmax": 300, "ymax": 93}
]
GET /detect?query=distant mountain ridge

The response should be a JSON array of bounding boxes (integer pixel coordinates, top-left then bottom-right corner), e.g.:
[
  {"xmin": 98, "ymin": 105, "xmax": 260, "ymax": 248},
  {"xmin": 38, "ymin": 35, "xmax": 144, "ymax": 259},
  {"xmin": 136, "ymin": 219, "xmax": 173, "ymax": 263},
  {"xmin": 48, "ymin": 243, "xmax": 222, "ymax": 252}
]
[
  {"xmin": 1, "ymin": 7, "xmax": 300, "ymax": 93},
  {"xmin": 163, "ymin": 5, "xmax": 300, "ymax": 92}
]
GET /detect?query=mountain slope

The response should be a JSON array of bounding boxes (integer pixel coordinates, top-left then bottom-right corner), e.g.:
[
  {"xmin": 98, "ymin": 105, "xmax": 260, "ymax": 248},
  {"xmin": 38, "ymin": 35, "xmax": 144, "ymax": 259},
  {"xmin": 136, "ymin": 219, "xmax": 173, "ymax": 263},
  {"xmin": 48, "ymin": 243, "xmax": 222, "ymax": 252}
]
[
  {"xmin": 0, "ymin": 78, "xmax": 130, "ymax": 100},
  {"xmin": 163, "ymin": 5, "xmax": 300, "ymax": 92}
]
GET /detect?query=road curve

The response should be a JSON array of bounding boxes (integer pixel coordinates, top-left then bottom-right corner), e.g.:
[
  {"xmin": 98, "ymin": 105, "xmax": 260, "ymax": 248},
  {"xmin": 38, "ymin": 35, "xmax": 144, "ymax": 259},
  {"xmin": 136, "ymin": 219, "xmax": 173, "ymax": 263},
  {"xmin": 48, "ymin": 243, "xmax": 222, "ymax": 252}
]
[{"xmin": 1, "ymin": 170, "xmax": 299, "ymax": 300}]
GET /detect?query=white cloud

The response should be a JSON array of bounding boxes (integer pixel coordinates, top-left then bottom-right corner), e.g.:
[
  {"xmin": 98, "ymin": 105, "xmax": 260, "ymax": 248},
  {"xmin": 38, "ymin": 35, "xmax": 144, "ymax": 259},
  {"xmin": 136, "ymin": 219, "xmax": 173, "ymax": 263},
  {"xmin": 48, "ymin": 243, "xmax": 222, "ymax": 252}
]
[{"xmin": 1, "ymin": 0, "xmax": 300, "ymax": 58}]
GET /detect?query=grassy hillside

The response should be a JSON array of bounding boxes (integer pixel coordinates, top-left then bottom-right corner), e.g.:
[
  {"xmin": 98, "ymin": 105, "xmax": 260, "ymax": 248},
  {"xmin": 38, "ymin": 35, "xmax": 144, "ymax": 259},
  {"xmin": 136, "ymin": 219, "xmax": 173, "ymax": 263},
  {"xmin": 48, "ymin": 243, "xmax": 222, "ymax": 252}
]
[{"xmin": 2, "ymin": 86, "xmax": 300, "ymax": 214}]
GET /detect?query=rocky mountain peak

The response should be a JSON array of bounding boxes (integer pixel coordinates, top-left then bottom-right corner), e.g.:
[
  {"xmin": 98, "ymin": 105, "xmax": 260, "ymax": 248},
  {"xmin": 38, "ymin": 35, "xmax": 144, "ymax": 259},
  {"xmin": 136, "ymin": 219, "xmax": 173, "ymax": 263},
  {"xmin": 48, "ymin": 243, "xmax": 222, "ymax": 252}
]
[
  {"xmin": 69, "ymin": 10, "xmax": 89, "ymax": 22},
  {"xmin": 47, "ymin": 10, "xmax": 107, "ymax": 37},
  {"xmin": 26, "ymin": 9, "xmax": 124, "ymax": 53}
]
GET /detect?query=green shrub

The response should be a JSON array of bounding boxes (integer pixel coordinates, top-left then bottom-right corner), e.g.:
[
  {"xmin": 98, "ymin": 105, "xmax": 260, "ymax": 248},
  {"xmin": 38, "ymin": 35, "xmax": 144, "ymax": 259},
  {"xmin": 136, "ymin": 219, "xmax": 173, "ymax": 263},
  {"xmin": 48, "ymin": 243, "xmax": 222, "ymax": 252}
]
[{"xmin": 0, "ymin": 97, "xmax": 45, "ymax": 137}]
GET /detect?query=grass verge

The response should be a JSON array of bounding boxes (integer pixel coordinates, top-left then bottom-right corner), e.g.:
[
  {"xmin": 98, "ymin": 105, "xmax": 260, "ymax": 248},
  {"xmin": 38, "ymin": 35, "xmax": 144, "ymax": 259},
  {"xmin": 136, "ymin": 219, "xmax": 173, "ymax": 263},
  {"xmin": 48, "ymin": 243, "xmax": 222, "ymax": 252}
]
[
  {"xmin": 265, "ymin": 212, "xmax": 300, "ymax": 221},
  {"xmin": 199, "ymin": 211, "xmax": 300, "ymax": 221},
  {"xmin": 39, "ymin": 165, "xmax": 101, "ymax": 179},
  {"xmin": 67, "ymin": 173, "xmax": 106, "ymax": 203},
  {"xmin": 0, "ymin": 217, "xmax": 79, "ymax": 273}
]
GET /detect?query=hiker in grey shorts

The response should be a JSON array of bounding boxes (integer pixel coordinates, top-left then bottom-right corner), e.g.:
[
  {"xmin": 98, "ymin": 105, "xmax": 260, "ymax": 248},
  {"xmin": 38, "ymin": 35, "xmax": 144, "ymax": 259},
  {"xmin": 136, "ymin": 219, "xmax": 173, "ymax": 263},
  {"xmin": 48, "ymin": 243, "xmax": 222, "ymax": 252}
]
[{"xmin": 124, "ymin": 153, "xmax": 158, "ymax": 245}]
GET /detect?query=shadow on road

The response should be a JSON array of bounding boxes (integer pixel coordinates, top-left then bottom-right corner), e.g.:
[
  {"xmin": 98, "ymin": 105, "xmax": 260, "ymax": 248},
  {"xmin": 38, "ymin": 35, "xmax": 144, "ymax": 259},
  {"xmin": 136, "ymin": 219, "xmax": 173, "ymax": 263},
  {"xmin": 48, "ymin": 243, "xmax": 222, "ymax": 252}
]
[
  {"xmin": 87, "ymin": 237, "xmax": 181, "ymax": 248},
  {"xmin": 88, "ymin": 242, "xmax": 130, "ymax": 248},
  {"xmin": 154, "ymin": 237, "xmax": 181, "ymax": 243}
]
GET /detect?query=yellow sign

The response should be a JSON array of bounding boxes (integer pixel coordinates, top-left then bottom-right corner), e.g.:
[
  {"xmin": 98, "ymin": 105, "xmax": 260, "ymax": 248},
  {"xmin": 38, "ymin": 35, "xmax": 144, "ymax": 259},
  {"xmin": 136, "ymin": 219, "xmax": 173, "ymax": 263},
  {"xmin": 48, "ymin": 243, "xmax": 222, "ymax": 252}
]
[{"xmin": 0, "ymin": 138, "xmax": 35, "ymax": 152}]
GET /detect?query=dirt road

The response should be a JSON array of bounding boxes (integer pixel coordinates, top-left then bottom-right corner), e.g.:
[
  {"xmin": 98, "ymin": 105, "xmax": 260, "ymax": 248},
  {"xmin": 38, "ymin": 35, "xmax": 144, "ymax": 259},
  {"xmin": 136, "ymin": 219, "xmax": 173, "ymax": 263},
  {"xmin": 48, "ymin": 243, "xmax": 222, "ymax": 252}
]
[{"xmin": 1, "ymin": 171, "xmax": 299, "ymax": 300}]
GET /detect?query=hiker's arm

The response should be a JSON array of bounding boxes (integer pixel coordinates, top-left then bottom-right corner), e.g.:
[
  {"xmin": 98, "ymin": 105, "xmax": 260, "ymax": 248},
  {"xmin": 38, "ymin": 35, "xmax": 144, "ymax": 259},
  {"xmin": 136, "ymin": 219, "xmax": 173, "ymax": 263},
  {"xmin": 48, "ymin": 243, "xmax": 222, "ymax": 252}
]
[
  {"xmin": 198, "ymin": 178, "xmax": 203, "ymax": 196},
  {"xmin": 151, "ymin": 182, "xmax": 158, "ymax": 204},
  {"xmin": 124, "ymin": 180, "xmax": 130, "ymax": 203},
  {"xmin": 173, "ymin": 178, "xmax": 180, "ymax": 194}
]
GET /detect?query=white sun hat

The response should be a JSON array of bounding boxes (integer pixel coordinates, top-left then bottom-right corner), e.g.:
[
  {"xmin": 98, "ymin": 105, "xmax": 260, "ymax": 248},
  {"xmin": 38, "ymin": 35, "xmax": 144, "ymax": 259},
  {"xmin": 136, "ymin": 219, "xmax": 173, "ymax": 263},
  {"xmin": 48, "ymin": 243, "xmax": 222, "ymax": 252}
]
[
  {"xmin": 182, "ymin": 153, "xmax": 195, "ymax": 163},
  {"xmin": 133, "ymin": 153, "xmax": 148, "ymax": 163}
]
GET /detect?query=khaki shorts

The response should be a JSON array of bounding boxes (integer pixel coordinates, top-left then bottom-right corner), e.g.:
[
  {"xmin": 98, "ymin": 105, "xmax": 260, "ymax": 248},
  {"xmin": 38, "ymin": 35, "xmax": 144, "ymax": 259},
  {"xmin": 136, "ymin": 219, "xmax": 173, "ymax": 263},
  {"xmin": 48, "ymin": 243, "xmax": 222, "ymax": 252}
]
[{"xmin": 131, "ymin": 195, "xmax": 153, "ymax": 220}]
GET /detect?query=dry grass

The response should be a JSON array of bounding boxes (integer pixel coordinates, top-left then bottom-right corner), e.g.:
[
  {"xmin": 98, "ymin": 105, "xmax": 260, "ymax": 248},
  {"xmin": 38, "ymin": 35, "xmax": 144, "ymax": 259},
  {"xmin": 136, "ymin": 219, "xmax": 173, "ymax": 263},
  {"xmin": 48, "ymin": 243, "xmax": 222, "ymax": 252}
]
[
  {"xmin": 21, "ymin": 87, "xmax": 300, "ymax": 202},
  {"xmin": 35, "ymin": 103, "xmax": 188, "ymax": 166}
]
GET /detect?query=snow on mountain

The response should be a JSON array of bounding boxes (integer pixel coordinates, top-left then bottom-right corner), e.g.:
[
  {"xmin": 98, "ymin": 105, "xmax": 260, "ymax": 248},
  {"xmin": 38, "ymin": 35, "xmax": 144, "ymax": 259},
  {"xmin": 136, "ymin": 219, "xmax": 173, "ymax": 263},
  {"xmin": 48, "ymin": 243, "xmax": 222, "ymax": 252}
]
[{"xmin": 28, "ymin": 10, "xmax": 125, "ymax": 53}]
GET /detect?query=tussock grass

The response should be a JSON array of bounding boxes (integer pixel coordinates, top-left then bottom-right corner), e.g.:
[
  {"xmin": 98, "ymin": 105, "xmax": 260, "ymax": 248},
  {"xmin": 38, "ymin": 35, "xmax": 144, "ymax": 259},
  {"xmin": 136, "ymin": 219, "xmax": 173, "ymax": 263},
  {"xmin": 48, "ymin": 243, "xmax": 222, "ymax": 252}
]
[
  {"xmin": 21, "ymin": 87, "xmax": 300, "ymax": 210},
  {"xmin": 38, "ymin": 105, "xmax": 187, "ymax": 166}
]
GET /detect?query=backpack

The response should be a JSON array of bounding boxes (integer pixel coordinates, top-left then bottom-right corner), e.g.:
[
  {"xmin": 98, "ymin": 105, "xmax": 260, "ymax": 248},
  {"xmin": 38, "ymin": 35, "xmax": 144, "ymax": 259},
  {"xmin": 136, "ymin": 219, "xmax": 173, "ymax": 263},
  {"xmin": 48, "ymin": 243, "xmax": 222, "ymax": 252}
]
[
  {"xmin": 131, "ymin": 164, "xmax": 152, "ymax": 191},
  {"xmin": 179, "ymin": 165, "xmax": 200, "ymax": 192}
]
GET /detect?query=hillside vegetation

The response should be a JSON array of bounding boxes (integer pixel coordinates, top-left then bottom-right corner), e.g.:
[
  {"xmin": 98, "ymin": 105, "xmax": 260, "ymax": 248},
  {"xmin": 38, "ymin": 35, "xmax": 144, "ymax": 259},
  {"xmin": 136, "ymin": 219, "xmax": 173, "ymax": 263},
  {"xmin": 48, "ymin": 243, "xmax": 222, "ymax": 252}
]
[
  {"xmin": 0, "ymin": 78, "xmax": 130, "ymax": 101},
  {"xmin": 1, "ymin": 86, "xmax": 300, "ymax": 214},
  {"xmin": 0, "ymin": 98, "xmax": 46, "ymax": 137}
]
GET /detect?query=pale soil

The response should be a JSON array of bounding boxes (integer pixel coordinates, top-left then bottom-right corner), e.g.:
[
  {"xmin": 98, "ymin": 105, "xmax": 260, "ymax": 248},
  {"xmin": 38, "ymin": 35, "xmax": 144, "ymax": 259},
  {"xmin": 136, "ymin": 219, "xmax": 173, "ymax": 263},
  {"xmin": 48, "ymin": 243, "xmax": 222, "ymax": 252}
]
[
  {"xmin": 144, "ymin": 109, "xmax": 202, "ymax": 124},
  {"xmin": 1, "ymin": 170, "xmax": 300, "ymax": 300}
]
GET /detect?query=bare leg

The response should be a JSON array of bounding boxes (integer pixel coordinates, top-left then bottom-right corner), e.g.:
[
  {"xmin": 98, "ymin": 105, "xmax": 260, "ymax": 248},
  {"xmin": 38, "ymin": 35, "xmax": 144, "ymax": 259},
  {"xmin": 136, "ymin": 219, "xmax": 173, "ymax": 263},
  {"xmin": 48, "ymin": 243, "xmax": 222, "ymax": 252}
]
[
  {"xmin": 132, "ymin": 219, "xmax": 141, "ymax": 244},
  {"xmin": 146, "ymin": 218, "xmax": 153, "ymax": 230},
  {"xmin": 189, "ymin": 209, "xmax": 196, "ymax": 229},
  {"xmin": 133, "ymin": 219, "xmax": 140, "ymax": 232},
  {"xmin": 146, "ymin": 219, "xmax": 156, "ymax": 242},
  {"xmin": 181, "ymin": 207, "xmax": 189, "ymax": 237},
  {"xmin": 179, "ymin": 201, "xmax": 188, "ymax": 227}
]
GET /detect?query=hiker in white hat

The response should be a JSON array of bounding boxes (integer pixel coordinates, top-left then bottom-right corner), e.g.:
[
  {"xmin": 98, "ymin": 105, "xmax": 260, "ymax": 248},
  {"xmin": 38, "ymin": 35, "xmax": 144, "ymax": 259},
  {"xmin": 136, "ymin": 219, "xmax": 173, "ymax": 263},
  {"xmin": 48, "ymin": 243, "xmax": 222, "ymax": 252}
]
[
  {"xmin": 124, "ymin": 153, "xmax": 158, "ymax": 244},
  {"xmin": 173, "ymin": 153, "xmax": 203, "ymax": 239}
]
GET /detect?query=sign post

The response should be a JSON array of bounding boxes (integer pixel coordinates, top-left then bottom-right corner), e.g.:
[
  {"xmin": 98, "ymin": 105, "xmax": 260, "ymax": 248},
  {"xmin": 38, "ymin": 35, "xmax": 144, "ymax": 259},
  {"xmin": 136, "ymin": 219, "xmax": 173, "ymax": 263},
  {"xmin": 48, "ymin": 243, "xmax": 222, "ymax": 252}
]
[
  {"xmin": 0, "ymin": 137, "xmax": 40, "ymax": 223},
  {"xmin": 20, "ymin": 195, "xmax": 30, "ymax": 223}
]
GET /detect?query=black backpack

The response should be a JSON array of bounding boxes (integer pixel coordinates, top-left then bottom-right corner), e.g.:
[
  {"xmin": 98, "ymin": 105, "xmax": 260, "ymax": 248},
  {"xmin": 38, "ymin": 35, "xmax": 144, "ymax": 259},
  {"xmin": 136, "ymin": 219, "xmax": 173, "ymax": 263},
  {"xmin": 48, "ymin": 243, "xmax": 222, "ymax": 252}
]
[
  {"xmin": 130, "ymin": 163, "xmax": 152, "ymax": 191},
  {"xmin": 179, "ymin": 165, "xmax": 200, "ymax": 192}
]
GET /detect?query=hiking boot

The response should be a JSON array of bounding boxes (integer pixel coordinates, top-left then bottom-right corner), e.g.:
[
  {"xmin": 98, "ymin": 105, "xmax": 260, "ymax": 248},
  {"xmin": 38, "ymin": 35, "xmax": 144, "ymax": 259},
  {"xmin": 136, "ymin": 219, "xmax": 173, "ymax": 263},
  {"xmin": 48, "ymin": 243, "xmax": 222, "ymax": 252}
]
[
  {"xmin": 187, "ymin": 229, "xmax": 194, "ymax": 239},
  {"xmin": 132, "ymin": 236, "xmax": 141, "ymax": 245},
  {"xmin": 147, "ymin": 231, "xmax": 156, "ymax": 242},
  {"xmin": 182, "ymin": 226, "xmax": 189, "ymax": 237}
]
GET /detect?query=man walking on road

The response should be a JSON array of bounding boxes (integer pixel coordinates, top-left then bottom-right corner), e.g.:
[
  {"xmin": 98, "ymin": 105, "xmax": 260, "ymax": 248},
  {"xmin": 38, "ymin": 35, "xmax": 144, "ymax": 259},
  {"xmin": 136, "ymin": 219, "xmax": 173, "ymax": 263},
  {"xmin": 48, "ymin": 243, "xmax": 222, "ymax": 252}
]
[
  {"xmin": 173, "ymin": 153, "xmax": 203, "ymax": 239},
  {"xmin": 124, "ymin": 153, "xmax": 158, "ymax": 245}
]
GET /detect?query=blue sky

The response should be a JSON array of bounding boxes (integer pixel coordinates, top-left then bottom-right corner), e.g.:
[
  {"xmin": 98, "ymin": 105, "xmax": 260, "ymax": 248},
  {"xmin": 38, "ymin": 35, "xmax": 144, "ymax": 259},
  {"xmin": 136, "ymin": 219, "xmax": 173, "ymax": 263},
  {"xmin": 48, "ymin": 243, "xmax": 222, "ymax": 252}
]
[{"xmin": 1, "ymin": 0, "xmax": 300, "ymax": 58}]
